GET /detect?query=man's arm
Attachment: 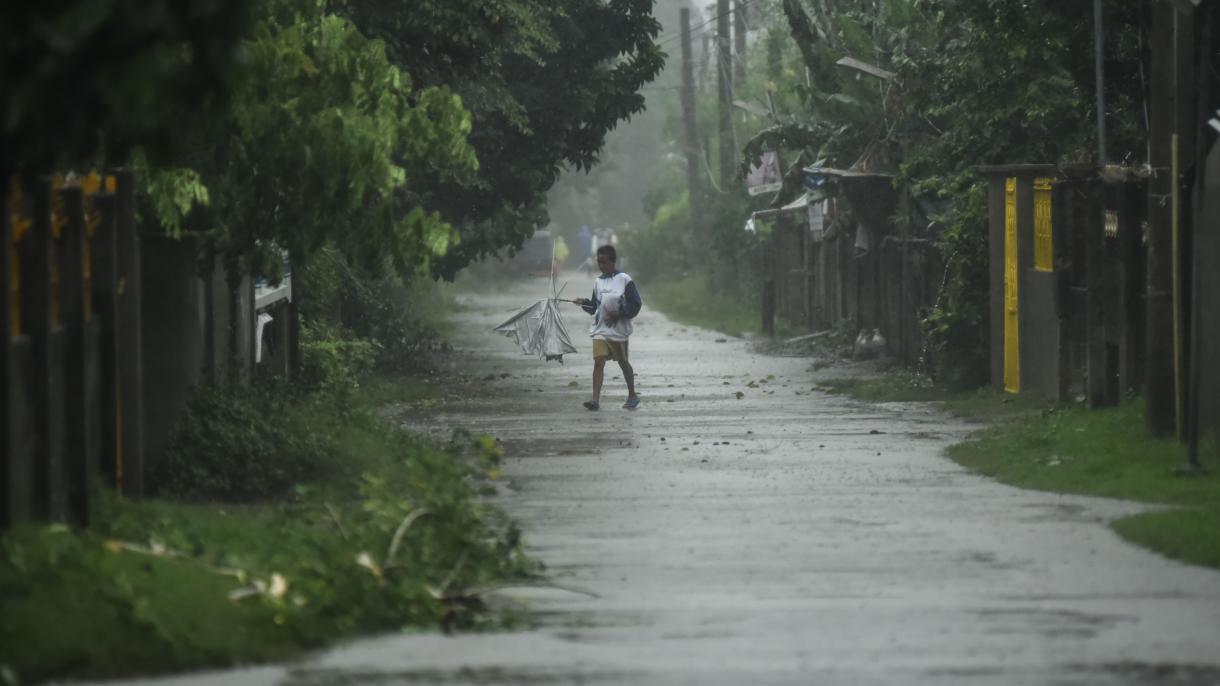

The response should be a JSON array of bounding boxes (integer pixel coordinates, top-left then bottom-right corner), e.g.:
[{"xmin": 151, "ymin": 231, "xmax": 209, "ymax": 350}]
[
  {"xmin": 579, "ymin": 289, "xmax": 598, "ymax": 315},
  {"xmin": 622, "ymin": 281, "xmax": 642, "ymax": 319}
]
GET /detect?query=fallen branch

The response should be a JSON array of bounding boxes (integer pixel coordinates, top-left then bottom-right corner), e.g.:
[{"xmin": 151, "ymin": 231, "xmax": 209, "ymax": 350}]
[
  {"xmin": 784, "ymin": 330, "xmax": 833, "ymax": 344},
  {"xmin": 425, "ymin": 550, "xmax": 470, "ymax": 600},
  {"xmin": 461, "ymin": 579, "xmax": 602, "ymax": 600},
  {"xmin": 323, "ymin": 502, "xmax": 349, "ymax": 541},
  {"xmin": 386, "ymin": 508, "xmax": 434, "ymax": 563}
]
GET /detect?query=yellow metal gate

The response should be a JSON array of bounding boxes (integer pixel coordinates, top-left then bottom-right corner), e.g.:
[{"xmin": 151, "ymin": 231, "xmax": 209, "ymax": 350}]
[
  {"xmin": 1003, "ymin": 177, "xmax": 1019, "ymax": 393},
  {"xmin": 1033, "ymin": 178, "xmax": 1054, "ymax": 272}
]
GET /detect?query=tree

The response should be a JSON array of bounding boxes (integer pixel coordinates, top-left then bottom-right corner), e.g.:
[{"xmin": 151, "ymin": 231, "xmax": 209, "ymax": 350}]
[
  {"xmin": 5, "ymin": 0, "xmax": 666, "ymax": 287},
  {"xmin": 339, "ymin": 0, "xmax": 666, "ymax": 279},
  {"xmin": 0, "ymin": 1, "xmax": 251, "ymax": 176},
  {"xmin": 152, "ymin": 0, "xmax": 478, "ymax": 280}
]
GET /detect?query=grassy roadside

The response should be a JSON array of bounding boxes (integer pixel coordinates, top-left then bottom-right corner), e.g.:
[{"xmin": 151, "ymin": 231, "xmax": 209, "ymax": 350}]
[
  {"xmin": 816, "ymin": 372, "xmax": 1051, "ymax": 422},
  {"xmin": 643, "ymin": 274, "xmax": 760, "ymax": 338},
  {"xmin": 818, "ymin": 373, "xmax": 1220, "ymax": 570},
  {"xmin": 0, "ymin": 373, "xmax": 536, "ymax": 684}
]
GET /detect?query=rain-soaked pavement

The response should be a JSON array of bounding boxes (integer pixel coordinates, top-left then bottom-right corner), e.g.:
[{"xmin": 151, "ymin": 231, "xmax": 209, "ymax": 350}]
[{"xmin": 116, "ymin": 274, "xmax": 1220, "ymax": 686}]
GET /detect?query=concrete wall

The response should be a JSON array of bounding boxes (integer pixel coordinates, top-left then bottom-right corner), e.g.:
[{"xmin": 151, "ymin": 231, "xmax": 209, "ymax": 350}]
[
  {"xmin": 140, "ymin": 240, "xmax": 262, "ymax": 480},
  {"xmin": 140, "ymin": 234, "xmax": 206, "ymax": 479},
  {"xmin": 6, "ymin": 339, "xmax": 36, "ymax": 523}
]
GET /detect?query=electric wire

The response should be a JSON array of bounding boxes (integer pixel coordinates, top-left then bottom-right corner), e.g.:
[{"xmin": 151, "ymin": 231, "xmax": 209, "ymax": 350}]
[{"xmin": 654, "ymin": 0, "xmax": 761, "ymax": 50}]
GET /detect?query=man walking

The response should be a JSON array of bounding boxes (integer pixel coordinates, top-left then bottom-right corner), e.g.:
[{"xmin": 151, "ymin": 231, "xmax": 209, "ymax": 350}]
[{"xmin": 571, "ymin": 245, "xmax": 642, "ymax": 410}]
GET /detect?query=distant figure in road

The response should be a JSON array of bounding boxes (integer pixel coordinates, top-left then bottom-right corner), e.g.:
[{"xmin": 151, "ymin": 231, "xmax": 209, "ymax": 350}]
[
  {"xmin": 570, "ymin": 245, "xmax": 642, "ymax": 410},
  {"xmin": 576, "ymin": 224, "xmax": 593, "ymax": 268}
]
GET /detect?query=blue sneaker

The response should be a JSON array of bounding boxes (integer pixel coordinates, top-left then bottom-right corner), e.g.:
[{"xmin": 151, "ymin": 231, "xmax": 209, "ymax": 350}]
[
  {"xmin": 623, "ymin": 397, "xmax": 641, "ymax": 411},
  {"xmin": 583, "ymin": 400, "xmax": 600, "ymax": 411}
]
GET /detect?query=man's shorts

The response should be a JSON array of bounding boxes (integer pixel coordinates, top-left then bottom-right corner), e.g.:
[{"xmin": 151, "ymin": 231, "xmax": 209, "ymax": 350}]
[{"xmin": 592, "ymin": 338, "xmax": 628, "ymax": 362}]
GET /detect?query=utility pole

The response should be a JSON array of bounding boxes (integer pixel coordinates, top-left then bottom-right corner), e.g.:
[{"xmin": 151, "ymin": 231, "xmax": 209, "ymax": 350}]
[
  {"xmin": 1185, "ymin": 2, "xmax": 1215, "ymax": 471},
  {"xmin": 700, "ymin": 32, "xmax": 711, "ymax": 91},
  {"xmin": 1172, "ymin": 6, "xmax": 1198, "ymax": 444},
  {"xmin": 734, "ymin": 0, "xmax": 748, "ymax": 86},
  {"xmin": 1146, "ymin": 2, "xmax": 1175, "ymax": 436},
  {"xmin": 717, "ymin": 0, "xmax": 734, "ymax": 188},
  {"xmin": 681, "ymin": 8, "xmax": 705, "ymax": 240},
  {"xmin": 1093, "ymin": 0, "xmax": 1107, "ymax": 164}
]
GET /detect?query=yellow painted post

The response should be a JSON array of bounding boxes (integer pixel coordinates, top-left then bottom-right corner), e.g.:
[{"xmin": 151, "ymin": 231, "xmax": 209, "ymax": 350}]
[
  {"xmin": 1004, "ymin": 177, "xmax": 1020, "ymax": 393},
  {"xmin": 1033, "ymin": 178, "xmax": 1054, "ymax": 272},
  {"xmin": 81, "ymin": 172, "xmax": 106, "ymax": 320},
  {"xmin": 49, "ymin": 176, "xmax": 67, "ymax": 328},
  {"xmin": 9, "ymin": 181, "xmax": 29, "ymax": 338}
]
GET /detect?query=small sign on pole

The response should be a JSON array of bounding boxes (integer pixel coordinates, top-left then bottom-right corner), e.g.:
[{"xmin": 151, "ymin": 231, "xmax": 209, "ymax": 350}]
[{"xmin": 746, "ymin": 151, "xmax": 782, "ymax": 197}]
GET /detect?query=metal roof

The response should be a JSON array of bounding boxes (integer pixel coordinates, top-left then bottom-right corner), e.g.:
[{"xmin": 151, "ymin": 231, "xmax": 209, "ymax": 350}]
[{"xmin": 802, "ymin": 166, "xmax": 894, "ymax": 180}]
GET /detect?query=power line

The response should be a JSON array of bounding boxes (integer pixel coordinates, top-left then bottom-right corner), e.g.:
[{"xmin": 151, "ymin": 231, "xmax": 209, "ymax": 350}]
[
  {"xmin": 662, "ymin": 24, "xmax": 712, "ymax": 50},
  {"xmin": 654, "ymin": 0, "xmax": 760, "ymax": 49}
]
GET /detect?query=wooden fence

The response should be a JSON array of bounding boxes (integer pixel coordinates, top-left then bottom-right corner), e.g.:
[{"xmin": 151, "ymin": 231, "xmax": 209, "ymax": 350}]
[
  {"xmin": 3, "ymin": 172, "xmax": 140, "ymax": 527},
  {"xmin": 2, "ymin": 172, "xmax": 296, "ymax": 530},
  {"xmin": 756, "ymin": 169, "xmax": 943, "ymax": 366}
]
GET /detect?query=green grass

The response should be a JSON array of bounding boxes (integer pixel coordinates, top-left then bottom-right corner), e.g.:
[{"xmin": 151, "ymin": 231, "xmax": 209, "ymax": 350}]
[
  {"xmin": 644, "ymin": 274, "xmax": 760, "ymax": 338},
  {"xmin": 821, "ymin": 370, "xmax": 1220, "ymax": 570},
  {"xmin": 1, "ymin": 521, "xmax": 303, "ymax": 681},
  {"xmin": 357, "ymin": 373, "xmax": 439, "ymax": 409},
  {"xmin": 0, "ymin": 375, "xmax": 536, "ymax": 684},
  {"xmin": 817, "ymin": 372, "xmax": 1049, "ymax": 422},
  {"xmin": 948, "ymin": 398, "xmax": 1220, "ymax": 570},
  {"xmin": 1113, "ymin": 508, "xmax": 1220, "ymax": 569},
  {"xmin": 818, "ymin": 372, "xmax": 960, "ymax": 403}
]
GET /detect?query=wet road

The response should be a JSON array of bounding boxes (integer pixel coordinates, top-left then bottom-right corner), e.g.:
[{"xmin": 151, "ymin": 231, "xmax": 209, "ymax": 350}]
[{"xmin": 121, "ymin": 274, "xmax": 1220, "ymax": 686}]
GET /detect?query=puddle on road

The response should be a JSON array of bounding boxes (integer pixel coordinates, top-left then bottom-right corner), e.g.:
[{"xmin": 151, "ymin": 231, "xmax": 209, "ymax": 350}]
[
  {"xmin": 286, "ymin": 666, "xmax": 639, "ymax": 685},
  {"xmin": 1068, "ymin": 661, "xmax": 1220, "ymax": 685},
  {"xmin": 972, "ymin": 607, "xmax": 1137, "ymax": 641}
]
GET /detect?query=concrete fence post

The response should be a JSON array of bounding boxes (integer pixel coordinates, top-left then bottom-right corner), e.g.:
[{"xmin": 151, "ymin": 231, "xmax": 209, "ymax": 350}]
[
  {"xmin": 5, "ymin": 182, "xmax": 35, "ymax": 525},
  {"xmin": 762, "ymin": 279, "xmax": 775, "ymax": 337},
  {"xmin": 114, "ymin": 171, "xmax": 144, "ymax": 496},
  {"xmin": 25, "ymin": 179, "xmax": 66, "ymax": 519},
  {"xmin": 1084, "ymin": 178, "xmax": 1113, "ymax": 408},
  {"xmin": 140, "ymin": 234, "xmax": 205, "ymax": 487},
  {"xmin": 59, "ymin": 187, "xmax": 97, "ymax": 525},
  {"xmin": 92, "ymin": 191, "xmax": 120, "ymax": 488},
  {"xmin": 1, "ymin": 183, "xmax": 11, "ymax": 528}
]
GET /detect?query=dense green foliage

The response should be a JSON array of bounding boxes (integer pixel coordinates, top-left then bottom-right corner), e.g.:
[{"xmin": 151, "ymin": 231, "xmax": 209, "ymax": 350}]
[
  {"xmin": 157, "ymin": 384, "xmax": 338, "ymax": 502},
  {"xmin": 342, "ymin": 0, "xmax": 667, "ymax": 279},
  {"xmin": 629, "ymin": 188, "xmax": 690, "ymax": 283},
  {"xmin": 298, "ymin": 247, "xmax": 454, "ymax": 374},
  {"xmin": 633, "ymin": 0, "xmax": 1145, "ymax": 386},
  {"xmin": 158, "ymin": 1, "xmax": 479, "ymax": 281},
  {"xmin": 5, "ymin": 0, "xmax": 666, "ymax": 286},
  {"xmin": 156, "ymin": 261, "xmax": 456, "ymax": 503},
  {"xmin": 898, "ymin": 0, "xmax": 1145, "ymax": 386},
  {"xmin": 1, "ymin": 1, "xmax": 251, "ymax": 176},
  {"xmin": 2, "ymin": 381, "xmax": 535, "ymax": 683}
]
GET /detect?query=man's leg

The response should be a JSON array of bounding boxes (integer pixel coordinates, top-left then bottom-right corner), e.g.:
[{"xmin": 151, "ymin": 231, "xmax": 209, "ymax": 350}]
[
  {"xmin": 618, "ymin": 359, "xmax": 636, "ymax": 400},
  {"xmin": 592, "ymin": 357, "xmax": 606, "ymax": 403}
]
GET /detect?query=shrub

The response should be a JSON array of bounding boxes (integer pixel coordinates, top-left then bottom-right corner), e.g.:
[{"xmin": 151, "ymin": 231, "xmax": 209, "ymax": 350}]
[
  {"xmin": 300, "ymin": 246, "xmax": 448, "ymax": 373},
  {"xmin": 624, "ymin": 190, "xmax": 691, "ymax": 284},
  {"xmin": 298, "ymin": 319, "xmax": 381, "ymax": 394},
  {"xmin": 156, "ymin": 385, "xmax": 336, "ymax": 502}
]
